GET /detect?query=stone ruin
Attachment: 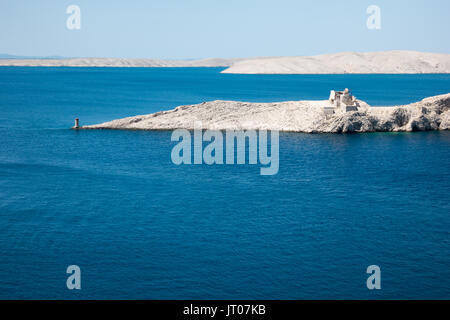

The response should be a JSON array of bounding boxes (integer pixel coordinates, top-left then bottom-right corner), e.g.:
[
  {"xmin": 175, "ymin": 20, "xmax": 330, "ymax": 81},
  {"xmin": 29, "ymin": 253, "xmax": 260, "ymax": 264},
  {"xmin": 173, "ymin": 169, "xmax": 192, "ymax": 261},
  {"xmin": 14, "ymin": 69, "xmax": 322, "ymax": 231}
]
[{"xmin": 324, "ymin": 88, "xmax": 359, "ymax": 115}]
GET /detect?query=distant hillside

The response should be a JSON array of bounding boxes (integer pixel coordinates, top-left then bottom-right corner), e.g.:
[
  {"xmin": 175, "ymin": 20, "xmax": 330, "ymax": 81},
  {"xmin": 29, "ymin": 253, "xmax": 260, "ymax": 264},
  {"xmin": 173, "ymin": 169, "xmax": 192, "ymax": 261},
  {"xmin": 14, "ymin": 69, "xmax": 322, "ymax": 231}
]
[
  {"xmin": 0, "ymin": 53, "xmax": 66, "ymax": 60},
  {"xmin": 2, "ymin": 51, "xmax": 450, "ymax": 73},
  {"xmin": 221, "ymin": 51, "xmax": 450, "ymax": 74},
  {"xmin": 0, "ymin": 57, "xmax": 242, "ymax": 67}
]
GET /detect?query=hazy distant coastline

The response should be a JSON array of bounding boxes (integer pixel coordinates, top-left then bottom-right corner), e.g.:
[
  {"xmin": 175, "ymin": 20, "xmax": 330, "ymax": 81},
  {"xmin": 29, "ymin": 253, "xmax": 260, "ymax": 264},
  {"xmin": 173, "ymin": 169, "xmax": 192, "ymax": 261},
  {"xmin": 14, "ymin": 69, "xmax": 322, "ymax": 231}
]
[
  {"xmin": 1, "ymin": 51, "xmax": 450, "ymax": 74},
  {"xmin": 221, "ymin": 51, "xmax": 450, "ymax": 74},
  {"xmin": 0, "ymin": 57, "xmax": 242, "ymax": 67}
]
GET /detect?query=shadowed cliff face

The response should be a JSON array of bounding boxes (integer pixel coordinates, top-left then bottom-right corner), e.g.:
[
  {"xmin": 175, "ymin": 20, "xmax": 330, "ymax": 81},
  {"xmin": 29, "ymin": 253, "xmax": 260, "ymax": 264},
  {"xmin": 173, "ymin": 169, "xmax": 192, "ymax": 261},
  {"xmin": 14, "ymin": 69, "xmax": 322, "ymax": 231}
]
[
  {"xmin": 316, "ymin": 94, "xmax": 450, "ymax": 133},
  {"xmin": 81, "ymin": 93, "xmax": 450, "ymax": 133}
]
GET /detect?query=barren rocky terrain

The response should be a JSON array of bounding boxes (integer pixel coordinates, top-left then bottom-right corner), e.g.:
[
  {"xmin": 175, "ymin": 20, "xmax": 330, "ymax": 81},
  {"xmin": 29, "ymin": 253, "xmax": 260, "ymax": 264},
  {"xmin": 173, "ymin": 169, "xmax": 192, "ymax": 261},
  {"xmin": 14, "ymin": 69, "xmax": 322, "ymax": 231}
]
[{"xmin": 80, "ymin": 93, "xmax": 450, "ymax": 133}]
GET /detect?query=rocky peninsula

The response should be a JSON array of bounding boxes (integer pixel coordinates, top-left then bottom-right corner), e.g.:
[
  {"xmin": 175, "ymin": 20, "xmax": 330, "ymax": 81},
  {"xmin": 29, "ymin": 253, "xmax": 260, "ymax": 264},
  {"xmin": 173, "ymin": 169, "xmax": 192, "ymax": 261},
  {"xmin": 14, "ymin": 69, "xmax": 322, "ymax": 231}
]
[
  {"xmin": 0, "ymin": 57, "xmax": 242, "ymax": 67},
  {"xmin": 80, "ymin": 93, "xmax": 450, "ymax": 133}
]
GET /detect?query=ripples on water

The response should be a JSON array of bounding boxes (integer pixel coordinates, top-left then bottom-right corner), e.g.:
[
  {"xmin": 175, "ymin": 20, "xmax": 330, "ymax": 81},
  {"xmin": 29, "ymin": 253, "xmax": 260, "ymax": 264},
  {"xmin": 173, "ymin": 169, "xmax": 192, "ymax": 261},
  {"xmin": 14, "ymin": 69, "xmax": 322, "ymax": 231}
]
[{"xmin": 0, "ymin": 68, "xmax": 449, "ymax": 299}]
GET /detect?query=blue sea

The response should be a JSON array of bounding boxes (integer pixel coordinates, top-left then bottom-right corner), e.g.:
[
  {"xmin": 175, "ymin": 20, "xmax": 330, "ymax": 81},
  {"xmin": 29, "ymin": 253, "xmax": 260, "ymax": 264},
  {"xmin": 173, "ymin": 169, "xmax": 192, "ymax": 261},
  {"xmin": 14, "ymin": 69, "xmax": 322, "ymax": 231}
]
[{"xmin": 0, "ymin": 67, "xmax": 449, "ymax": 299}]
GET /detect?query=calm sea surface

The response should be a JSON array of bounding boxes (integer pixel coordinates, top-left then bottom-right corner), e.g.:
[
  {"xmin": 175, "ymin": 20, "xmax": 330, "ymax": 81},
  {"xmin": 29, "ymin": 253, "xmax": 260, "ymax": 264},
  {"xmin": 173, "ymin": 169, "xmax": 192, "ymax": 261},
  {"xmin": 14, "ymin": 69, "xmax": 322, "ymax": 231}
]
[{"xmin": 0, "ymin": 67, "xmax": 449, "ymax": 299}]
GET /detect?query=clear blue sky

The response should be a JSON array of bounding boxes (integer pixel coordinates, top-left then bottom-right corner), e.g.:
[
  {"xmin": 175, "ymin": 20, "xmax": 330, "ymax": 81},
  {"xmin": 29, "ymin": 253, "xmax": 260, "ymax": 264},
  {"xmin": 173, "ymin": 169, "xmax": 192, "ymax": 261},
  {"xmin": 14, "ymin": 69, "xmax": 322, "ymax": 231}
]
[{"xmin": 0, "ymin": 0, "xmax": 449, "ymax": 59}]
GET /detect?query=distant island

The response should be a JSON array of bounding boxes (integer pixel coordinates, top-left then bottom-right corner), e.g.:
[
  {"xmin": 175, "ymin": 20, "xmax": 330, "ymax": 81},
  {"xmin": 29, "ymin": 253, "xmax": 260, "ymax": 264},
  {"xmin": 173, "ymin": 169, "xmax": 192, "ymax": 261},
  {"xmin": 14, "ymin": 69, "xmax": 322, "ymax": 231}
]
[
  {"xmin": 221, "ymin": 51, "xmax": 450, "ymax": 74},
  {"xmin": 79, "ymin": 92, "xmax": 450, "ymax": 133},
  {"xmin": 1, "ymin": 51, "xmax": 450, "ymax": 74},
  {"xmin": 0, "ymin": 57, "xmax": 241, "ymax": 67}
]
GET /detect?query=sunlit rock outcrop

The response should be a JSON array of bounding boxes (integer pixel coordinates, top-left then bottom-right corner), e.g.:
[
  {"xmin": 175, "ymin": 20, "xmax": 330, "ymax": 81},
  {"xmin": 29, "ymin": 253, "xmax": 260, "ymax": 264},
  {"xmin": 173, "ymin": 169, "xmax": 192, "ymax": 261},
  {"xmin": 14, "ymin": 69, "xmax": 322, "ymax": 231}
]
[{"xmin": 80, "ymin": 93, "xmax": 450, "ymax": 133}]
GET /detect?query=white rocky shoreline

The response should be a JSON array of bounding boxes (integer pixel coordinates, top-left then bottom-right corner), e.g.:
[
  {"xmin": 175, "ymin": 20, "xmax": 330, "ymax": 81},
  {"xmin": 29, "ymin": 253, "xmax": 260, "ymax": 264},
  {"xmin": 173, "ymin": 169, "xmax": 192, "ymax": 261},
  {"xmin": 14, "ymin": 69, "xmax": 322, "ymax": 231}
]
[{"xmin": 79, "ymin": 93, "xmax": 450, "ymax": 133}]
